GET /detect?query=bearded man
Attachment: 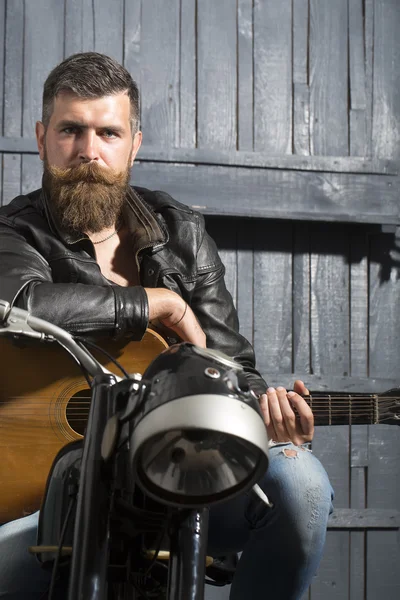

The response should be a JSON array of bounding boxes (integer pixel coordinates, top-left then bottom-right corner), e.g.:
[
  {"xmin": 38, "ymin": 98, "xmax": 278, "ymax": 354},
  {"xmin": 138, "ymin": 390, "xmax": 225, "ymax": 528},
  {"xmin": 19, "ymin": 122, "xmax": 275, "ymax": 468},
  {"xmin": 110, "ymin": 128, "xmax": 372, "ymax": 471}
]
[{"xmin": 0, "ymin": 52, "xmax": 333, "ymax": 600}]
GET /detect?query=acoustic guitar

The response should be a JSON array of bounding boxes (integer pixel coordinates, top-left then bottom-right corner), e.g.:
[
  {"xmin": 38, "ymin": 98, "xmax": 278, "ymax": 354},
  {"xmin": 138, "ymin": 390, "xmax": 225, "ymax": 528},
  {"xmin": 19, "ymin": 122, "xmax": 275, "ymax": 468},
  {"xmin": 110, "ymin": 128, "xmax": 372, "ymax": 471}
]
[
  {"xmin": 0, "ymin": 330, "xmax": 168, "ymax": 523},
  {"xmin": 0, "ymin": 332, "xmax": 399, "ymax": 523}
]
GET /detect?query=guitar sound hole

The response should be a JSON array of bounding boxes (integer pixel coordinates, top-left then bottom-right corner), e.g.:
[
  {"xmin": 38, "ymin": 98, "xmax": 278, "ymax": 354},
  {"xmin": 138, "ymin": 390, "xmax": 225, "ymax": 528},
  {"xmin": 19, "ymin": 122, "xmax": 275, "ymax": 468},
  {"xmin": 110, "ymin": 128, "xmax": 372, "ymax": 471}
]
[{"xmin": 66, "ymin": 389, "xmax": 91, "ymax": 436}]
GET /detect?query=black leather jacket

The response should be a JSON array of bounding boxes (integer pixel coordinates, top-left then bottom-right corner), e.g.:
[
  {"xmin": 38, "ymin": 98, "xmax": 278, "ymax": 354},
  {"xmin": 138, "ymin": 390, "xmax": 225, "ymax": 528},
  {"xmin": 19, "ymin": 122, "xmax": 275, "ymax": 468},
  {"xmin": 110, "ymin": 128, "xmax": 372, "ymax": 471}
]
[{"xmin": 0, "ymin": 185, "xmax": 267, "ymax": 394}]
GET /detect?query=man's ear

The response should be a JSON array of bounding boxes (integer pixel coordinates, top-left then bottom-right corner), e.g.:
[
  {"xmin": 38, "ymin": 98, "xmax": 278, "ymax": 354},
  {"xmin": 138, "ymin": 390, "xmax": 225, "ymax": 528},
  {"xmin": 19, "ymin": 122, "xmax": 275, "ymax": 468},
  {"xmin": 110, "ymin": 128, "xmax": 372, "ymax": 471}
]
[
  {"xmin": 36, "ymin": 122, "xmax": 45, "ymax": 161},
  {"xmin": 130, "ymin": 131, "xmax": 142, "ymax": 167}
]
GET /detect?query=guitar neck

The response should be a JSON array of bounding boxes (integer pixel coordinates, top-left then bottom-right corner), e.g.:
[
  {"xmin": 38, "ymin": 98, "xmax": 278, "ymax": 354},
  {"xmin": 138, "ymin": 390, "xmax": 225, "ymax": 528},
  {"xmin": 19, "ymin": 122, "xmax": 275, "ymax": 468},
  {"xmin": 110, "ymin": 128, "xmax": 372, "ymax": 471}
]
[{"xmin": 304, "ymin": 393, "xmax": 400, "ymax": 426}]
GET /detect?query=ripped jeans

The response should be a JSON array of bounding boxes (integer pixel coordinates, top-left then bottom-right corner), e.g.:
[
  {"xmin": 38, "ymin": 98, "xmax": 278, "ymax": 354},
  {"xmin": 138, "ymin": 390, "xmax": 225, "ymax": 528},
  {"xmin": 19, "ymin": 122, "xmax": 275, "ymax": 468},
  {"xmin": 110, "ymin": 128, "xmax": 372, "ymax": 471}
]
[{"xmin": 0, "ymin": 443, "xmax": 334, "ymax": 600}]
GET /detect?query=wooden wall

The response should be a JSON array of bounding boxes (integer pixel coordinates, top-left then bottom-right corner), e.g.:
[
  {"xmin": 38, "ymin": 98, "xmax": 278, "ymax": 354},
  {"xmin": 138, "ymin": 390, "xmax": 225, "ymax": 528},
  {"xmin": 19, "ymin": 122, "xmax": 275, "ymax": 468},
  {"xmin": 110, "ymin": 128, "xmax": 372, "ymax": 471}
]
[{"xmin": 0, "ymin": 1, "xmax": 399, "ymax": 598}]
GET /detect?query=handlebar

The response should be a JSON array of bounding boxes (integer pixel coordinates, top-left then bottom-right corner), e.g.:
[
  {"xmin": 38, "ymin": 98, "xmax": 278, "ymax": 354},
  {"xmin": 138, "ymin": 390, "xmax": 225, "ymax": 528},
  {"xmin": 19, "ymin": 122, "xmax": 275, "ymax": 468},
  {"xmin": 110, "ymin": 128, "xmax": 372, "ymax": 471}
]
[{"xmin": 0, "ymin": 299, "xmax": 121, "ymax": 381}]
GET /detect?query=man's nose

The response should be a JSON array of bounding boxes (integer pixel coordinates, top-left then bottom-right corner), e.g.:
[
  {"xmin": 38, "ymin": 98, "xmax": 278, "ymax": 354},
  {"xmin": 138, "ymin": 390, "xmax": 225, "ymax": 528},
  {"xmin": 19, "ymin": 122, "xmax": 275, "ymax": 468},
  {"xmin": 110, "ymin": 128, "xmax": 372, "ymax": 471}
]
[{"xmin": 78, "ymin": 130, "xmax": 99, "ymax": 162}]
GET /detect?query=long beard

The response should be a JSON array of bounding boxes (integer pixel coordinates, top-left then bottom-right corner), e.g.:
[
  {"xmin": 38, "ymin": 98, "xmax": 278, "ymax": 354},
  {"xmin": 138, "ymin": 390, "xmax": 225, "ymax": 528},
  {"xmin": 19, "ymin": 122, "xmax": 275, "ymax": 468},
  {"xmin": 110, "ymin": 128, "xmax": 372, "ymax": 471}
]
[{"xmin": 43, "ymin": 159, "xmax": 131, "ymax": 234}]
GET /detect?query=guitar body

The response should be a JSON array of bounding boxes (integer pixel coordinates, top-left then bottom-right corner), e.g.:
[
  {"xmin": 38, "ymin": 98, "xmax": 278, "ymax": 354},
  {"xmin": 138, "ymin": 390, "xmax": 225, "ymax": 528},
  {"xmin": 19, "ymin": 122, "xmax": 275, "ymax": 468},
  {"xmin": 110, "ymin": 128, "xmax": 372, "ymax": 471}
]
[{"xmin": 0, "ymin": 331, "xmax": 167, "ymax": 523}]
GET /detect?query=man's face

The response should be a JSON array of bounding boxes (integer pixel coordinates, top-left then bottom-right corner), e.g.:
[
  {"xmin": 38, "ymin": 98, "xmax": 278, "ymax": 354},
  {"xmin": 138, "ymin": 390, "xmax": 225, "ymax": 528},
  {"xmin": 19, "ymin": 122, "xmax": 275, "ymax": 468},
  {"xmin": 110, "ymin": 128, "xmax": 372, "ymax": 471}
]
[
  {"xmin": 36, "ymin": 90, "xmax": 141, "ymax": 171},
  {"xmin": 35, "ymin": 91, "xmax": 142, "ymax": 234}
]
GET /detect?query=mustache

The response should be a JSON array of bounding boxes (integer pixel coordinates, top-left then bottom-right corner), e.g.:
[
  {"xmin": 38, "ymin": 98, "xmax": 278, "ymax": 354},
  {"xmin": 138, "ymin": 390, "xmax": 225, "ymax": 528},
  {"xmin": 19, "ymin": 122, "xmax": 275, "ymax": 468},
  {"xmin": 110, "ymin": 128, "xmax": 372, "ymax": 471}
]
[{"xmin": 46, "ymin": 162, "xmax": 127, "ymax": 186}]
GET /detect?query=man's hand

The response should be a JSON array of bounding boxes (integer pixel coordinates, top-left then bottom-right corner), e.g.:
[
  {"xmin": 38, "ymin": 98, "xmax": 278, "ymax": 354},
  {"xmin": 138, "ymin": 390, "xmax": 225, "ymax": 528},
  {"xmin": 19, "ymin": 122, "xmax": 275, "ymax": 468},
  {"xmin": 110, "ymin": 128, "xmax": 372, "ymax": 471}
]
[
  {"xmin": 259, "ymin": 380, "xmax": 314, "ymax": 445},
  {"xmin": 145, "ymin": 288, "xmax": 206, "ymax": 348}
]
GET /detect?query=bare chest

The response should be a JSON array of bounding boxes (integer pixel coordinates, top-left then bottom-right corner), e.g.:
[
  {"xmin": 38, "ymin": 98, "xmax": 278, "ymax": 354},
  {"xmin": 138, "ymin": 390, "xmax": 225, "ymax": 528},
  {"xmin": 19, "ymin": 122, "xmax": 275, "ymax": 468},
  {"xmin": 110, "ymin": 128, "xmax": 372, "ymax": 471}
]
[{"xmin": 94, "ymin": 237, "xmax": 139, "ymax": 287}]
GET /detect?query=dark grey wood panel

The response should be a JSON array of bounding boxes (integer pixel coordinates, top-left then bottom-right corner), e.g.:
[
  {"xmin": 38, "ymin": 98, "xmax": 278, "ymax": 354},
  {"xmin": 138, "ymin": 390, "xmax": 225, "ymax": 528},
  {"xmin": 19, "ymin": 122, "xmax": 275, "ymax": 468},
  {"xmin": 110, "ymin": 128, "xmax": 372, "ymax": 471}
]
[
  {"xmin": 92, "ymin": 0, "xmax": 124, "ymax": 62},
  {"xmin": 252, "ymin": 220, "xmax": 293, "ymax": 376},
  {"xmin": 253, "ymin": 0, "xmax": 292, "ymax": 154},
  {"xmin": 1, "ymin": 0, "xmax": 24, "ymax": 206},
  {"xmin": 311, "ymin": 426, "xmax": 350, "ymax": 599},
  {"xmin": 0, "ymin": 1, "xmax": 5, "ymax": 138},
  {"xmin": 237, "ymin": 0, "xmax": 253, "ymax": 151},
  {"xmin": 373, "ymin": 0, "xmax": 400, "ymax": 161},
  {"xmin": 179, "ymin": 0, "xmax": 196, "ymax": 148},
  {"xmin": 349, "ymin": 0, "xmax": 367, "ymax": 159},
  {"xmin": 350, "ymin": 426, "xmax": 368, "ymax": 599},
  {"xmin": 348, "ymin": 0, "xmax": 367, "ymax": 157},
  {"xmin": 369, "ymin": 233, "xmax": 400, "ymax": 378},
  {"xmin": 21, "ymin": 154, "xmax": 42, "ymax": 196},
  {"xmin": 197, "ymin": 0, "xmax": 237, "ymax": 150},
  {"xmin": 364, "ymin": 0, "xmax": 374, "ymax": 158},
  {"xmin": 23, "ymin": 0, "xmax": 64, "ymax": 136},
  {"xmin": 64, "ymin": 0, "xmax": 85, "ymax": 57},
  {"xmin": 130, "ymin": 162, "xmax": 400, "ymax": 225},
  {"xmin": 2, "ymin": 138, "xmax": 398, "ymax": 175},
  {"xmin": 350, "ymin": 230, "xmax": 369, "ymax": 377},
  {"xmin": 310, "ymin": 228, "xmax": 350, "ymax": 376},
  {"xmin": 140, "ymin": 0, "xmax": 180, "ymax": 147},
  {"xmin": 123, "ymin": 0, "xmax": 142, "ymax": 121},
  {"xmin": 293, "ymin": 223, "xmax": 311, "ymax": 372},
  {"xmin": 309, "ymin": 0, "xmax": 349, "ymax": 156},
  {"xmin": 367, "ymin": 425, "xmax": 400, "ymax": 598}
]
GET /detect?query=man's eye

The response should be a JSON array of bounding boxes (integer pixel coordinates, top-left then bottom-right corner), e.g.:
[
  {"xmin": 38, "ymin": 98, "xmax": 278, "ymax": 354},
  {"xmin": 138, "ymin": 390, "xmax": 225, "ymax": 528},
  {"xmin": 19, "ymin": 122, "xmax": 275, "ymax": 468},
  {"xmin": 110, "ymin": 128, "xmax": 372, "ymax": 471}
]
[
  {"xmin": 102, "ymin": 130, "xmax": 118, "ymax": 138},
  {"xmin": 62, "ymin": 127, "xmax": 79, "ymax": 135}
]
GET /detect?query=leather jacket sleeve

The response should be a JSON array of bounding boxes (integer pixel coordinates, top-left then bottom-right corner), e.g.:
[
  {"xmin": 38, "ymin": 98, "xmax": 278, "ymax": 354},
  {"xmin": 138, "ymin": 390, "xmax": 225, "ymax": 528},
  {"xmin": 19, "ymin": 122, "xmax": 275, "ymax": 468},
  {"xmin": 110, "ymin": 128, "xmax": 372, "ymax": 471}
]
[
  {"xmin": 191, "ymin": 218, "xmax": 268, "ymax": 396},
  {"xmin": 0, "ymin": 223, "xmax": 149, "ymax": 340}
]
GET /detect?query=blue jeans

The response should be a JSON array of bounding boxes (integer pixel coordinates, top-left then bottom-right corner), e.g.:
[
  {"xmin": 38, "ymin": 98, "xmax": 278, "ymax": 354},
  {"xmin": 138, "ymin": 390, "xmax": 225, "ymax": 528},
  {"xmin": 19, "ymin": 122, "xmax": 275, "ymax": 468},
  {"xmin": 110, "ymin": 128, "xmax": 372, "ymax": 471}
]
[{"xmin": 0, "ymin": 443, "xmax": 333, "ymax": 599}]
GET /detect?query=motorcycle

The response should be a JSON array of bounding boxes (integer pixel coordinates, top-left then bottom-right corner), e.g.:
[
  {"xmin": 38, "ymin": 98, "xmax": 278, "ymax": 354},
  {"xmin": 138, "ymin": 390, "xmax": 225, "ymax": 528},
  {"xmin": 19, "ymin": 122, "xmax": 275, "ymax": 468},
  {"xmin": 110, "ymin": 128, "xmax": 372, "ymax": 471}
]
[{"xmin": 0, "ymin": 299, "xmax": 269, "ymax": 600}]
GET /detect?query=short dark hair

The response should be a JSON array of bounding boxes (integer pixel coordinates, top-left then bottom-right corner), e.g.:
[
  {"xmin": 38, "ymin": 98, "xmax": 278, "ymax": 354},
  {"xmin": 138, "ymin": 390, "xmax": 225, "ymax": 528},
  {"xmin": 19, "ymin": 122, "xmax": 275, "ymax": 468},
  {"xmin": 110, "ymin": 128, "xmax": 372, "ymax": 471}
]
[{"xmin": 42, "ymin": 52, "xmax": 140, "ymax": 133}]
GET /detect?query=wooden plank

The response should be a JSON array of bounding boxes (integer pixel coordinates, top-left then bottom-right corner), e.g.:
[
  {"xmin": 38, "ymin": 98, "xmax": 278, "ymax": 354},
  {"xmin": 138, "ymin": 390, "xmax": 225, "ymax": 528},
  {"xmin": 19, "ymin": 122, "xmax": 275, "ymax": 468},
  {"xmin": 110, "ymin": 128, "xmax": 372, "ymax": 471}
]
[
  {"xmin": 293, "ymin": 84, "xmax": 311, "ymax": 156},
  {"xmin": 197, "ymin": 0, "xmax": 237, "ymax": 150},
  {"xmin": 1, "ymin": 137, "xmax": 398, "ymax": 175},
  {"xmin": 350, "ymin": 108, "xmax": 367, "ymax": 158},
  {"xmin": 372, "ymin": 0, "xmax": 400, "ymax": 161},
  {"xmin": 67, "ymin": 0, "xmax": 124, "ymax": 60},
  {"xmin": 236, "ymin": 220, "xmax": 254, "ymax": 346},
  {"xmin": 349, "ymin": 0, "xmax": 367, "ymax": 157},
  {"xmin": 310, "ymin": 226, "xmax": 350, "ymax": 376},
  {"xmin": 364, "ymin": 0, "xmax": 374, "ymax": 158},
  {"xmin": 327, "ymin": 508, "xmax": 399, "ymax": 529},
  {"xmin": 81, "ymin": 0, "xmax": 95, "ymax": 52},
  {"xmin": 369, "ymin": 232, "xmax": 400, "ymax": 378},
  {"xmin": 92, "ymin": 0, "xmax": 124, "ymax": 62},
  {"xmin": 349, "ymin": 0, "xmax": 366, "ymax": 111},
  {"xmin": 252, "ymin": 220, "xmax": 293, "ymax": 376},
  {"xmin": 2, "ymin": 0, "xmax": 24, "ymax": 206},
  {"xmin": 311, "ymin": 426, "xmax": 350, "ymax": 600},
  {"xmin": 237, "ymin": 0, "xmax": 254, "ymax": 151},
  {"xmin": 350, "ymin": 426, "xmax": 369, "ymax": 468},
  {"xmin": 266, "ymin": 373, "xmax": 399, "ymax": 394},
  {"xmin": 253, "ymin": 0, "xmax": 292, "ymax": 154},
  {"xmin": 366, "ymin": 530, "xmax": 400, "ymax": 598},
  {"xmin": 179, "ymin": 0, "xmax": 196, "ymax": 148},
  {"xmin": 293, "ymin": 223, "xmax": 311, "ymax": 373},
  {"xmin": 64, "ymin": 0, "xmax": 84, "ymax": 56},
  {"xmin": 350, "ymin": 229, "xmax": 369, "ymax": 377},
  {"xmin": 130, "ymin": 162, "xmax": 400, "ymax": 226},
  {"xmin": 367, "ymin": 425, "xmax": 400, "ymax": 599},
  {"xmin": 21, "ymin": 154, "xmax": 42, "ymax": 196},
  {"xmin": 2, "ymin": 154, "xmax": 21, "ymax": 206},
  {"xmin": 23, "ymin": 0, "xmax": 64, "ymax": 136},
  {"xmin": 309, "ymin": 0, "xmax": 349, "ymax": 155},
  {"xmin": 0, "ymin": 0, "xmax": 5, "ymax": 137},
  {"xmin": 292, "ymin": 1, "xmax": 310, "ymax": 154},
  {"xmin": 4, "ymin": 0, "xmax": 23, "ymax": 138},
  {"xmin": 140, "ymin": 0, "xmax": 180, "ymax": 147},
  {"xmin": 123, "ymin": 0, "xmax": 141, "ymax": 124},
  {"xmin": 293, "ymin": 0, "xmax": 308, "ymax": 85},
  {"xmin": 349, "ymin": 426, "xmax": 368, "ymax": 600}
]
